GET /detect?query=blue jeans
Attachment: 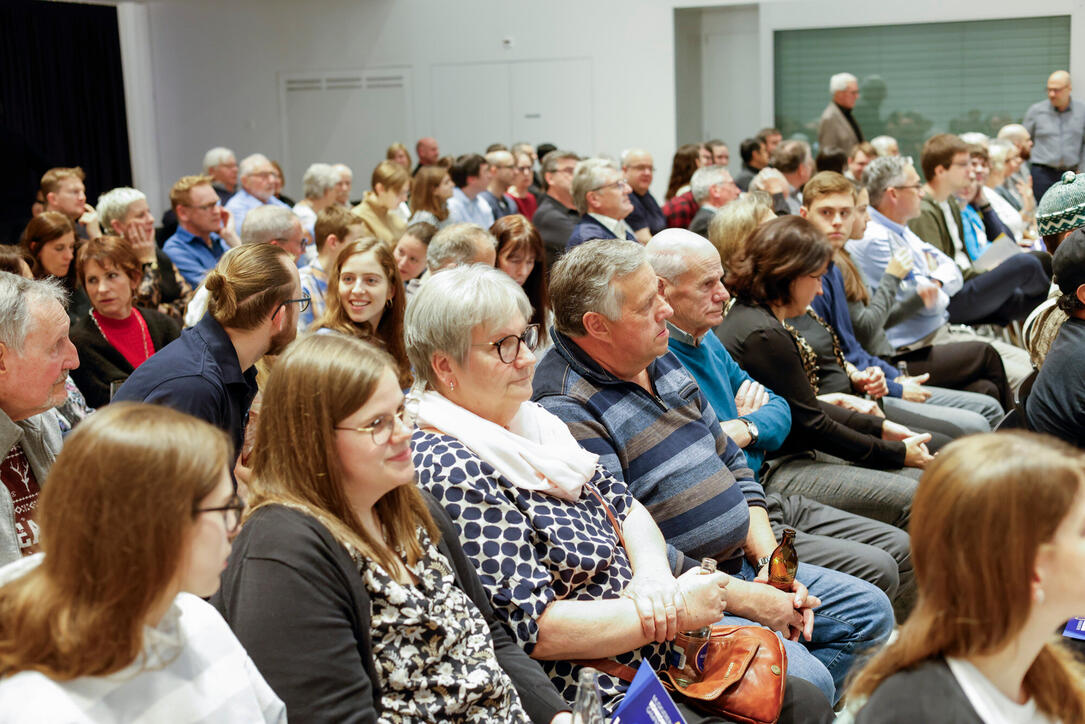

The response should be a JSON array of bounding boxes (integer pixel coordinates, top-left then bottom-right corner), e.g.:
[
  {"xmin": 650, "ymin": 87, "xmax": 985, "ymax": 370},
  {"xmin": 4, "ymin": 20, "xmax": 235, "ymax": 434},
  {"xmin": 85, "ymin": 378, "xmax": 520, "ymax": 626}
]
[{"xmin": 718, "ymin": 559, "xmax": 894, "ymax": 705}]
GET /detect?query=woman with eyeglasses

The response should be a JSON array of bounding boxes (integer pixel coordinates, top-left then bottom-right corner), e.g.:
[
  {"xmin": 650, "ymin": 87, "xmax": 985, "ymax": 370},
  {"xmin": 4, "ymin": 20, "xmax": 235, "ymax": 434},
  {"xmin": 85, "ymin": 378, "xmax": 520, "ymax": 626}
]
[
  {"xmin": 213, "ymin": 334, "xmax": 572, "ymax": 723},
  {"xmin": 507, "ymin": 151, "xmax": 538, "ymax": 220},
  {"xmin": 0, "ymin": 403, "xmax": 285, "ymax": 722},
  {"xmin": 405, "ymin": 265, "xmax": 832, "ymax": 722},
  {"xmin": 312, "ymin": 237, "xmax": 412, "ymax": 389}
]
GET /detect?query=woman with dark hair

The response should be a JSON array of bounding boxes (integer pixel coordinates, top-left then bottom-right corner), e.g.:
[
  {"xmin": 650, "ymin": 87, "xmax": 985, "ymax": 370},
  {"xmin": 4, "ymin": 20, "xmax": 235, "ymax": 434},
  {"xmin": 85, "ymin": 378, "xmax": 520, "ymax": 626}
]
[
  {"xmin": 20, "ymin": 211, "xmax": 88, "ymax": 322},
  {"xmin": 848, "ymin": 432, "xmax": 1085, "ymax": 722},
  {"xmin": 68, "ymin": 236, "xmax": 180, "ymax": 408},
  {"xmin": 491, "ymin": 214, "xmax": 549, "ymax": 332},
  {"xmin": 0, "ymin": 403, "xmax": 285, "ymax": 721},
  {"xmin": 393, "ymin": 221, "xmax": 437, "ymax": 284},
  {"xmin": 312, "ymin": 237, "xmax": 411, "ymax": 389},
  {"xmin": 0, "ymin": 246, "xmax": 31, "ymax": 278},
  {"xmin": 663, "ymin": 144, "xmax": 703, "ymax": 229},
  {"xmin": 213, "ymin": 334, "xmax": 571, "ymax": 723},
  {"xmin": 409, "ymin": 165, "xmax": 455, "ymax": 228}
]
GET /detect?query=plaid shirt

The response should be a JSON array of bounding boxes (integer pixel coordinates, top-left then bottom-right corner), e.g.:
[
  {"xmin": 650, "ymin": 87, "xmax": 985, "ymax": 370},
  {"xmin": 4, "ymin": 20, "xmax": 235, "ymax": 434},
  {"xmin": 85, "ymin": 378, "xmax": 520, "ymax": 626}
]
[{"xmin": 662, "ymin": 190, "xmax": 700, "ymax": 229}]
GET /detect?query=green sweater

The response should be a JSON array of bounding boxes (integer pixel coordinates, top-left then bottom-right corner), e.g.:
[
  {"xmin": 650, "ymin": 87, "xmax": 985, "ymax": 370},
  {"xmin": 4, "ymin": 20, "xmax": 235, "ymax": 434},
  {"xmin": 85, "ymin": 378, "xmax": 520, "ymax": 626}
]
[{"xmin": 908, "ymin": 196, "xmax": 978, "ymax": 280}]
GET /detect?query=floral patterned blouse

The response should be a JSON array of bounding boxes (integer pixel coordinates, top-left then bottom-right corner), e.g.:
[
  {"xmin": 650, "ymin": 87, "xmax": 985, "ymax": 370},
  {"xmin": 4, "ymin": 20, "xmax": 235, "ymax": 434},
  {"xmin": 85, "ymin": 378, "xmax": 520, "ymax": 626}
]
[
  {"xmin": 355, "ymin": 526, "xmax": 531, "ymax": 723},
  {"xmin": 412, "ymin": 429, "xmax": 670, "ymax": 715}
]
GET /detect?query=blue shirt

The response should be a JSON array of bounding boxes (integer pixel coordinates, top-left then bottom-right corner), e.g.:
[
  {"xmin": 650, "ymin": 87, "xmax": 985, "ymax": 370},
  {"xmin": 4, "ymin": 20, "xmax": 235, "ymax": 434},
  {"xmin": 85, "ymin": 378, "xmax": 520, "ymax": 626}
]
[
  {"xmin": 223, "ymin": 189, "xmax": 289, "ymax": 238},
  {"xmin": 163, "ymin": 227, "xmax": 230, "ymax": 287},
  {"xmin": 112, "ymin": 315, "xmax": 258, "ymax": 459},
  {"xmin": 626, "ymin": 190, "xmax": 666, "ymax": 235},
  {"xmin": 446, "ymin": 188, "xmax": 495, "ymax": 228},
  {"xmin": 297, "ymin": 258, "xmax": 328, "ymax": 330},
  {"xmin": 667, "ymin": 324, "xmax": 791, "ymax": 477}
]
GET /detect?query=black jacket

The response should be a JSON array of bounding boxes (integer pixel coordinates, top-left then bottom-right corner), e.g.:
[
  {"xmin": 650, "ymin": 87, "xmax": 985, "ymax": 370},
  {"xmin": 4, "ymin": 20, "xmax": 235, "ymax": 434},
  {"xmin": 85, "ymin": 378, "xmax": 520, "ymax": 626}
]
[
  {"xmin": 854, "ymin": 658, "xmax": 983, "ymax": 723},
  {"xmin": 211, "ymin": 495, "xmax": 568, "ymax": 723}
]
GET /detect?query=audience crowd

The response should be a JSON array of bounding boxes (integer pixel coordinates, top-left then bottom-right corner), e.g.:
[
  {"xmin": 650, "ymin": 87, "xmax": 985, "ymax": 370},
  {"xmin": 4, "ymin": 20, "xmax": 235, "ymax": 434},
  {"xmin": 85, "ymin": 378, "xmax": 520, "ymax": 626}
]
[{"xmin": 2, "ymin": 66, "xmax": 1085, "ymax": 722}]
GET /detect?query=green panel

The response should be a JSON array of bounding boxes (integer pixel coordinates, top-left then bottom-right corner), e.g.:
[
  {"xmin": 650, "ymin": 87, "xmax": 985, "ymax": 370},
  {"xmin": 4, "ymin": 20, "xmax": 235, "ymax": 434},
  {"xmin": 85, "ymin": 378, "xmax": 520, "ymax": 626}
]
[{"xmin": 774, "ymin": 16, "xmax": 1070, "ymax": 163}]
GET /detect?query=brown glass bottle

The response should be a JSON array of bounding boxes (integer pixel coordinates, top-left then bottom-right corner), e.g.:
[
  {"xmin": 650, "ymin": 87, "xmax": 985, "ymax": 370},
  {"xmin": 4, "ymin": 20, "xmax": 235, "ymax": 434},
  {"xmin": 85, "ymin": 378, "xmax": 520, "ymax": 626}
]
[
  {"xmin": 768, "ymin": 529, "xmax": 798, "ymax": 591},
  {"xmin": 669, "ymin": 557, "xmax": 718, "ymax": 686}
]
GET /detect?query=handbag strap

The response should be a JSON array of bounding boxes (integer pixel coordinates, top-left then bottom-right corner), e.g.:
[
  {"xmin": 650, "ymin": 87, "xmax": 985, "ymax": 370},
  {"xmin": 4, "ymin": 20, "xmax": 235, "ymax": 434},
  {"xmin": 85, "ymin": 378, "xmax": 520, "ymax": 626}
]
[{"xmin": 584, "ymin": 484, "xmax": 626, "ymax": 550}]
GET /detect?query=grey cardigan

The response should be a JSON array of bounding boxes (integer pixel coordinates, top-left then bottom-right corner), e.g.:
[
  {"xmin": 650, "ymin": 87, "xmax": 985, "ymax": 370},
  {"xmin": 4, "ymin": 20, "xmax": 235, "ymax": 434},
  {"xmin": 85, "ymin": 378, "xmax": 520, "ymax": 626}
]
[
  {"xmin": 846, "ymin": 272, "xmax": 927, "ymax": 356},
  {"xmin": 0, "ymin": 408, "xmax": 62, "ymax": 565}
]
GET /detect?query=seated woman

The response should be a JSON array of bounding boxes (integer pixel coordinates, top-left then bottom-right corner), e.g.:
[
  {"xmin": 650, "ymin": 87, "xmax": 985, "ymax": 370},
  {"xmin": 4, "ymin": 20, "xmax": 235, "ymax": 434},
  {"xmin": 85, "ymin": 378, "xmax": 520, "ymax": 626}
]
[
  {"xmin": 312, "ymin": 237, "xmax": 411, "ymax": 388},
  {"xmin": 68, "ymin": 236, "xmax": 180, "ymax": 408},
  {"xmin": 213, "ymin": 334, "xmax": 571, "ymax": 723},
  {"xmin": 20, "ymin": 210, "xmax": 88, "ymax": 322},
  {"xmin": 393, "ymin": 221, "xmax": 437, "ymax": 284},
  {"xmin": 386, "ymin": 142, "xmax": 412, "ymax": 170},
  {"xmin": 716, "ymin": 216, "xmax": 934, "ymax": 527},
  {"xmin": 508, "ymin": 150, "xmax": 539, "ymax": 219},
  {"xmin": 404, "ymin": 266, "xmax": 835, "ymax": 721},
  {"xmin": 491, "ymin": 214, "xmax": 550, "ymax": 339},
  {"xmin": 352, "ymin": 160, "xmax": 409, "ymax": 247},
  {"xmin": 409, "ymin": 164, "xmax": 455, "ymax": 228},
  {"xmin": 847, "ymin": 432, "xmax": 1085, "ymax": 722},
  {"xmin": 0, "ymin": 403, "xmax": 285, "ymax": 722},
  {"xmin": 97, "ymin": 186, "xmax": 194, "ymax": 323}
]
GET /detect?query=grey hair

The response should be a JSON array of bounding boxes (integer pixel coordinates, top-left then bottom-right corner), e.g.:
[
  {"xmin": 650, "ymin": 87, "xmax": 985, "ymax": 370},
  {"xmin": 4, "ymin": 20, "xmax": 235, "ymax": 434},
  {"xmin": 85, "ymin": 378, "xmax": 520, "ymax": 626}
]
[
  {"xmin": 863, "ymin": 156, "xmax": 914, "ymax": 207},
  {"xmin": 870, "ymin": 135, "xmax": 898, "ymax": 157},
  {"xmin": 404, "ymin": 264, "xmax": 532, "ymax": 388},
  {"xmin": 708, "ymin": 193, "xmax": 775, "ymax": 268},
  {"xmin": 96, "ymin": 187, "xmax": 146, "ymax": 232},
  {"xmin": 997, "ymin": 124, "xmax": 1029, "ymax": 144},
  {"xmin": 749, "ymin": 167, "xmax": 787, "ymax": 192},
  {"xmin": 0, "ymin": 273, "xmax": 68, "ymax": 354},
  {"xmin": 426, "ymin": 223, "xmax": 497, "ymax": 272},
  {"xmin": 302, "ymin": 163, "xmax": 338, "ymax": 200},
  {"xmin": 239, "ymin": 153, "xmax": 271, "ymax": 178},
  {"xmin": 202, "ymin": 147, "xmax": 235, "ymax": 173},
  {"xmin": 829, "ymin": 72, "xmax": 858, "ymax": 93},
  {"xmin": 541, "ymin": 149, "xmax": 580, "ymax": 175},
  {"xmin": 646, "ymin": 229, "xmax": 718, "ymax": 282},
  {"xmin": 550, "ymin": 239, "xmax": 647, "ymax": 336},
  {"xmin": 332, "ymin": 163, "xmax": 353, "ymax": 181},
  {"xmin": 620, "ymin": 148, "xmax": 650, "ymax": 167},
  {"xmin": 571, "ymin": 158, "xmax": 619, "ymax": 215},
  {"xmin": 690, "ymin": 166, "xmax": 727, "ymax": 203},
  {"xmin": 241, "ymin": 205, "xmax": 298, "ymax": 245},
  {"xmin": 959, "ymin": 132, "xmax": 990, "ymax": 148},
  {"xmin": 987, "ymin": 139, "xmax": 1015, "ymax": 173}
]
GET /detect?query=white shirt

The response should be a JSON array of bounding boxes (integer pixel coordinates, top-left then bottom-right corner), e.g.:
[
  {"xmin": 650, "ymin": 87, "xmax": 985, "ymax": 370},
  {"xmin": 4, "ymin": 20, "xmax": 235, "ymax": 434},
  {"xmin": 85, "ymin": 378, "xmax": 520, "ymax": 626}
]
[
  {"xmin": 946, "ymin": 657, "xmax": 1059, "ymax": 724},
  {"xmin": 587, "ymin": 212, "xmax": 633, "ymax": 241}
]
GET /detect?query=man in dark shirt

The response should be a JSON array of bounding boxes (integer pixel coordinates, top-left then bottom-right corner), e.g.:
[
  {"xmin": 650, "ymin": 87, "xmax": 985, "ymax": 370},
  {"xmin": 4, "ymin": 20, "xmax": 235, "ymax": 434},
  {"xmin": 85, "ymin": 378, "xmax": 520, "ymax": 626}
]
[
  {"xmin": 688, "ymin": 166, "xmax": 740, "ymax": 236},
  {"xmin": 621, "ymin": 148, "xmax": 666, "ymax": 241},
  {"xmin": 818, "ymin": 72, "xmax": 863, "ymax": 154},
  {"xmin": 532, "ymin": 149, "xmax": 580, "ymax": 269},
  {"xmin": 734, "ymin": 138, "xmax": 769, "ymax": 192},
  {"xmin": 114, "ymin": 243, "xmax": 303, "ymax": 460}
]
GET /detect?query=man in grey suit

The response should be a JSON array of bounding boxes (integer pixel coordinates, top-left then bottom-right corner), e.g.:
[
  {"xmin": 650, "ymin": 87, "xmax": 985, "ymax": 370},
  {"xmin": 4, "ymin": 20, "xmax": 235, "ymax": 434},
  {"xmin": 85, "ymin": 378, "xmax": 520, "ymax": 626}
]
[{"xmin": 818, "ymin": 73, "xmax": 864, "ymax": 153}]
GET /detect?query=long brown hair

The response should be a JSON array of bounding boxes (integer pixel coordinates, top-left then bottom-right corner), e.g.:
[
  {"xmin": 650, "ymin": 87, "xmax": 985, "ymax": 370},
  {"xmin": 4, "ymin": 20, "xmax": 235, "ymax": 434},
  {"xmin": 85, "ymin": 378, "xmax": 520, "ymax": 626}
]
[
  {"xmin": 409, "ymin": 165, "xmax": 451, "ymax": 221},
  {"xmin": 726, "ymin": 215, "xmax": 832, "ymax": 307},
  {"xmin": 491, "ymin": 214, "xmax": 549, "ymax": 327},
  {"xmin": 0, "ymin": 403, "xmax": 230, "ymax": 679},
  {"xmin": 20, "ymin": 211, "xmax": 75, "ymax": 279},
  {"xmin": 247, "ymin": 334, "xmax": 437, "ymax": 572},
  {"xmin": 835, "ymin": 249, "xmax": 870, "ymax": 304},
  {"xmin": 847, "ymin": 432, "xmax": 1085, "ymax": 720},
  {"xmin": 665, "ymin": 144, "xmax": 701, "ymax": 200},
  {"xmin": 314, "ymin": 237, "xmax": 411, "ymax": 388}
]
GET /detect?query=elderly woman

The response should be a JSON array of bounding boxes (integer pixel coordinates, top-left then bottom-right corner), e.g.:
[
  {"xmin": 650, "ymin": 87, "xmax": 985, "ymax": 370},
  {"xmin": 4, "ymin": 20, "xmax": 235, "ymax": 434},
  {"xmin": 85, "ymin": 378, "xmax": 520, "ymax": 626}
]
[
  {"xmin": 405, "ymin": 266, "xmax": 833, "ymax": 722},
  {"xmin": 291, "ymin": 163, "xmax": 341, "ymax": 240},
  {"xmin": 97, "ymin": 187, "xmax": 193, "ymax": 322},
  {"xmin": 352, "ymin": 161, "xmax": 410, "ymax": 246},
  {"xmin": 68, "ymin": 236, "xmax": 180, "ymax": 408},
  {"xmin": 213, "ymin": 334, "xmax": 572, "ymax": 723},
  {"xmin": 0, "ymin": 403, "xmax": 285, "ymax": 722}
]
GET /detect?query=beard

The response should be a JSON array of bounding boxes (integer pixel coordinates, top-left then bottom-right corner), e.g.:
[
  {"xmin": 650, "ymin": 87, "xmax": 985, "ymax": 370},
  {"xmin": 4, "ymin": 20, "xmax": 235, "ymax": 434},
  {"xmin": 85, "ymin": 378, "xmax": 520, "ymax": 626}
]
[{"xmin": 266, "ymin": 321, "xmax": 298, "ymax": 356}]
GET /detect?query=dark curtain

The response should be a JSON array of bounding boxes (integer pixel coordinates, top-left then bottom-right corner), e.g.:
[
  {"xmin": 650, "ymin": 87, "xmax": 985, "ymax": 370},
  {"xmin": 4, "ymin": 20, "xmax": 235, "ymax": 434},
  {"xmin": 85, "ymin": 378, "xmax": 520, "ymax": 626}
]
[{"xmin": 0, "ymin": 0, "xmax": 132, "ymax": 244}]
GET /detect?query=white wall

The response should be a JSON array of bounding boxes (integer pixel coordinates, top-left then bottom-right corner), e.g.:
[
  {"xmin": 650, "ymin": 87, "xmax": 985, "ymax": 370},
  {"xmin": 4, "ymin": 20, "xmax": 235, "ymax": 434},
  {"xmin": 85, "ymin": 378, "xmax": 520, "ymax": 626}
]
[{"xmin": 124, "ymin": 0, "xmax": 677, "ymax": 216}]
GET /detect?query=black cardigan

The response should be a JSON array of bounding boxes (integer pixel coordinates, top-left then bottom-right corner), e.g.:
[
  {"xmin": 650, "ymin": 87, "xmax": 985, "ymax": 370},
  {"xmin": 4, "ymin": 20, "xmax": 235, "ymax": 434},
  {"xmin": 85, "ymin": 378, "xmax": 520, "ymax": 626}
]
[
  {"xmin": 211, "ymin": 496, "xmax": 568, "ymax": 724},
  {"xmin": 68, "ymin": 306, "xmax": 181, "ymax": 409},
  {"xmin": 715, "ymin": 302, "xmax": 907, "ymax": 469},
  {"xmin": 854, "ymin": 658, "xmax": 983, "ymax": 723}
]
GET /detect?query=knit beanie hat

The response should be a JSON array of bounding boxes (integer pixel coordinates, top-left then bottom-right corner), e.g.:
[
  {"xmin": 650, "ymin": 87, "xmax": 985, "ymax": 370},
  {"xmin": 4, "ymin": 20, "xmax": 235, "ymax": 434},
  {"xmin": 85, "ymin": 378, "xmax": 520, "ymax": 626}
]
[{"xmin": 1037, "ymin": 171, "xmax": 1085, "ymax": 237}]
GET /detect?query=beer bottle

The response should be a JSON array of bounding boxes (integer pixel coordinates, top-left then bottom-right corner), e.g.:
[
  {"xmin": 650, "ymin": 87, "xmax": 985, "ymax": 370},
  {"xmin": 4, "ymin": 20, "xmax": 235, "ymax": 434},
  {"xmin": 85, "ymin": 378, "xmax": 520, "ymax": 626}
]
[
  {"xmin": 669, "ymin": 557, "xmax": 718, "ymax": 686},
  {"xmin": 571, "ymin": 667, "xmax": 606, "ymax": 724},
  {"xmin": 768, "ymin": 528, "xmax": 798, "ymax": 591}
]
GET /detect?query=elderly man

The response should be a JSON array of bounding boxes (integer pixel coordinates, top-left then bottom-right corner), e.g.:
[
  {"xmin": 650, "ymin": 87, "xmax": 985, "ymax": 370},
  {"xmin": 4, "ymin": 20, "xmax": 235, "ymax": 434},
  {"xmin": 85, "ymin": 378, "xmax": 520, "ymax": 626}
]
[
  {"xmin": 621, "ymin": 148, "xmax": 666, "ymax": 241},
  {"xmin": 532, "ymin": 239, "xmax": 892, "ymax": 704},
  {"xmin": 203, "ymin": 147, "xmax": 239, "ymax": 204},
  {"xmin": 870, "ymin": 135, "xmax": 900, "ymax": 157},
  {"xmin": 771, "ymin": 141, "xmax": 813, "ymax": 214},
  {"xmin": 163, "ymin": 175, "xmax": 237, "ymax": 287},
  {"xmin": 848, "ymin": 156, "xmax": 1034, "ymax": 388},
  {"xmin": 115, "ymin": 242, "xmax": 302, "ymax": 459},
  {"xmin": 818, "ymin": 73, "xmax": 863, "ymax": 154},
  {"xmin": 688, "ymin": 166, "xmax": 740, "ymax": 236},
  {"xmin": 533, "ymin": 150, "xmax": 581, "ymax": 267},
  {"xmin": 446, "ymin": 154, "xmax": 495, "ymax": 228},
  {"xmin": 1024, "ymin": 70, "xmax": 1085, "ymax": 200},
  {"xmin": 0, "ymin": 274, "xmax": 79, "ymax": 564},
  {"xmin": 40, "ymin": 167, "xmax": 101, "ymax": 241},
  {"xmin": 332, "ymin": 164, "xmax": 353, "ymax": 207},
  {"xmin": 413, "ymin": 137, "xmax": 440, "ymax": 175},
  {"xmin": 223, "ymin": 153, "xmax": 290, "ymax": 233},
  {"xmin": 478, "ymin": 149, "xmax": 518, "ymax": 221},
  {"xmin": 647, "ymin": 229, "xmax": 914, "ymax": 615},
  {"xmin": 566, "ymin": 158, "xmax": 637, "ymax": 249},
  {"xmin": 426, "ymin": 223, "xmax": 497, "ymax": 273}
]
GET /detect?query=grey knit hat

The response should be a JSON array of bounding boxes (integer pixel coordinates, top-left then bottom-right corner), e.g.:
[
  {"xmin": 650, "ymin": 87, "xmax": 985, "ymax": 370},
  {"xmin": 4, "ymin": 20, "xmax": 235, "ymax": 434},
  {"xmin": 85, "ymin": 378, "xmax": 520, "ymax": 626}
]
[{"xmin": 1037, "ymin": 171, "xmax": 1085, "ymax": 237}]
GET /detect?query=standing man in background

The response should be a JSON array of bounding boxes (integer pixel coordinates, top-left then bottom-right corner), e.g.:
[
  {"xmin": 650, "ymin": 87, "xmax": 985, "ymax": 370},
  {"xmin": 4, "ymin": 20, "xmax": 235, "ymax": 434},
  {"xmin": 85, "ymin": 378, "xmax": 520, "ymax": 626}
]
[
  {"xmin": 1024, "ymin": 71, "xmax": 1085, "ymax": 201},
  {"xmin": 818, "ymin": 73, "xmax": 863, "ymax": 154}
]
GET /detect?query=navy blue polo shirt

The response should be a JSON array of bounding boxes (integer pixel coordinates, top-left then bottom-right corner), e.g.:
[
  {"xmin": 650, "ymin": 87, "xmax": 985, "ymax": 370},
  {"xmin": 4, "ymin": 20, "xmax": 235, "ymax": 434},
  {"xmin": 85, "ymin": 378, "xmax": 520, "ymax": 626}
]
[
  {"xmin": 626, "ymin": 189, "xmax": 666, "ymax": 236},
  {"xmin": 113, "ymin": 315, "xmax": 259, "ymax": 459}
]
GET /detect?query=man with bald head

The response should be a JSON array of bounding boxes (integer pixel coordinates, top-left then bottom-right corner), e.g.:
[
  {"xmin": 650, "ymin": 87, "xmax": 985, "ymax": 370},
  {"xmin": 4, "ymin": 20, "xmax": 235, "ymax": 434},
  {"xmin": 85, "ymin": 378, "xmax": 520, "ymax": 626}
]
[
  {"xmin": 1024, "ymin": 70, "xmax": 1085, "ymax": 200},
  {"xmin": 413, "ymin": 137, "xmax": 440, "ymax": 175},
  {"xmin": 622, "ymin": 148, "xmax": 666, "ymax": 241}
]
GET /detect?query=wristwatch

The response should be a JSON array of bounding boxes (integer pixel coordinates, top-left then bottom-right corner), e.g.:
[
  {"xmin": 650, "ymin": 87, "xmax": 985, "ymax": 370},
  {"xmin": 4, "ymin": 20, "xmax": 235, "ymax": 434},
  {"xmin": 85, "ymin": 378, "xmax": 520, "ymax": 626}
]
[
  {"xmin": 740, "ymin": 418, "xmax": 759, "ymax": 445},
  {"xmin": 756, "ymin": 556, "xmax": 771, "ymax": 570}
]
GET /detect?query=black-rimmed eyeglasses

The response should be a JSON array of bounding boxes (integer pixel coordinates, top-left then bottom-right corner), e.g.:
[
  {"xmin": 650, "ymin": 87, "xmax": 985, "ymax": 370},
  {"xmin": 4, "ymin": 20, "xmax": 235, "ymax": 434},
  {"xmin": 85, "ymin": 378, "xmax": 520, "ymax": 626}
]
[
  {"xmin": 275, "ymin": 293, "xmax": 311, "ymax": 317},
  {"xmin": 473, "ymin": 324, "xmax": 541, "ymax": 364},
  {"xmin": 194, "ymin": 494, "xmax": 245, "ymax": 533}
]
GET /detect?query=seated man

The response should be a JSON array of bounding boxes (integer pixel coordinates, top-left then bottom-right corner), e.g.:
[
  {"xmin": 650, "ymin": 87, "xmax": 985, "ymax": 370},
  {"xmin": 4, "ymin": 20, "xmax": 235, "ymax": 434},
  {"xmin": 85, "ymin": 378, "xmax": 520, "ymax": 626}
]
[
  {"xmin": 446, "ymin": 153, "xmax": 495, "ymax": 228},
  {"xmin": 566, "ymin": 159, "xmax": 637, "ymax": 249},
  {"xmin": 1027, "ymin": 228, "xmax": 1085, "ymax": 445},
  {"xmin": 163, "ymin": 175, "xmax": 238, "ymax": 288},
  {"xmin": 478, "ymin": 150, "xmax": 518, "ymax": 221},
  {"xmin": 223, "ymin": 153, "xmax": 291, "ymax": 234},
  {"xmin": 533, "ymin": 239, "xmax": 894, "ymax": 704},
  {"xmin": 532, "ymin": 150, "xmax": 581, "ymax": 269},
  {"xmin": 0, "ymin": 274, "xmax": 79, "ymax": 565},
  {"xmin": 621, "ymin": 148, "xmax": 666, "ymax": 241},
  {"xmin": 688, "ymin": 166, "xmax": 740, "ymax": 237}
]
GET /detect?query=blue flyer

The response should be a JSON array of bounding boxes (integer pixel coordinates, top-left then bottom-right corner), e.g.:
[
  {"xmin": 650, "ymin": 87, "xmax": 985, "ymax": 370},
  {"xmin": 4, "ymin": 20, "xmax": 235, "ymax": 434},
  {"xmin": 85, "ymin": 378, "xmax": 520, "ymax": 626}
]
[
  {"xmin": 1063, "ymin": 618, "xmax": 1085, "ymax": 641},
  {"xmin": 611, "ymin": 663, "xmax": 687, "ymax": 724}
]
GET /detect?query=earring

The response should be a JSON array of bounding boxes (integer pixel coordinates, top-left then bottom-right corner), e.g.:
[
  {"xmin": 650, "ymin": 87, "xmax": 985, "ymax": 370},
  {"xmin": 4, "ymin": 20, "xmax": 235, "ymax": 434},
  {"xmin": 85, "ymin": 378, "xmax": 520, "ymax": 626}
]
[{"xmin": 449, "ymin": 380, "xmax": 456, "ymax": 392}]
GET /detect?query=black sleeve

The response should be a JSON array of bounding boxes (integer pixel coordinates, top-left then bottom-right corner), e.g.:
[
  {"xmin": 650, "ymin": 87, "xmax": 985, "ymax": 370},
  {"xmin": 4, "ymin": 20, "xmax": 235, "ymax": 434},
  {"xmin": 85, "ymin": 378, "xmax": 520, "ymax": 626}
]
[
  {"xmin": 854, "ymin": 660, "xmax": 983, "ymax": 724},
  {"xmin": 426, "ymin": 496, "xmax": 568, "ymax": 723}
]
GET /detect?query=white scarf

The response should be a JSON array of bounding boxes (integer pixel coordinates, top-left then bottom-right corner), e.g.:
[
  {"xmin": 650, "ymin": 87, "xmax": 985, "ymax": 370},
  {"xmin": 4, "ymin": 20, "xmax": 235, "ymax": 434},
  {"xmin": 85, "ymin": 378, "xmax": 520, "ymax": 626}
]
[{"xmin": 414, "ymin": 390, "xmax": 597, "ymax": 501}]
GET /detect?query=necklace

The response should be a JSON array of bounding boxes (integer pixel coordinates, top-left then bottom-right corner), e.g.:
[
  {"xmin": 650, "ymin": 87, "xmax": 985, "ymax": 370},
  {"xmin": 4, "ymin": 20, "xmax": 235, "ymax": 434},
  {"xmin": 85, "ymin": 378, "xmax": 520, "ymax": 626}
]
[{"xmin": 91, "ymin": 308, "xmax": 152, "ymax": 363}]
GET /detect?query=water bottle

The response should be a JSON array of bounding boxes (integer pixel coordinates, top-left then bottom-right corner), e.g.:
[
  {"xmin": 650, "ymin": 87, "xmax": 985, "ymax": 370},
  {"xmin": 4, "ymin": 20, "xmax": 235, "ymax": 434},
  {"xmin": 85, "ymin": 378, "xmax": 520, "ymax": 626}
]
[
  {"xmin": 571, "ymin": 667, "xmax": 606, "ymax": 724},
  {"xmin": 669, "ymin": 557, "xmax": 717, "ymax": 686}
]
